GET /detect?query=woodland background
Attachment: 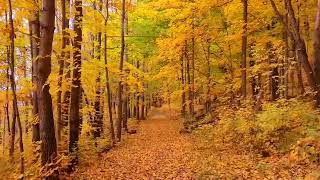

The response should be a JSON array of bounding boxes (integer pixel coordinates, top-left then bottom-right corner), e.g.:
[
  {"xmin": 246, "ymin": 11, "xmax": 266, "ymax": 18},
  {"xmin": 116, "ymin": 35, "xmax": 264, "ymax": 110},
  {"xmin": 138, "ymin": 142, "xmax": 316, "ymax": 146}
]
[{"xmin": 1, "ymin": 0, "xmax": 320, "ymax": 179}]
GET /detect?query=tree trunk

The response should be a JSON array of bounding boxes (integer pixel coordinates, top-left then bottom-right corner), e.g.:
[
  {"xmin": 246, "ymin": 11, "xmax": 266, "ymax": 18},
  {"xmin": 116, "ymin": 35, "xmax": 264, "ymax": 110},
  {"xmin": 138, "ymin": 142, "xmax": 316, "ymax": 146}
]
[
  {"xmin": 117, "ymin": 0, "xmax": 126, "ymax": 141},
  {"xmin": 191, "ymin": 37, "xmax": 195, "ymax": 114},
  {"xmin": 269, "ymin": 0, "xmax": 317, "ymax": 101},
  {"xmin": 241, "ymin": 0, "xmax": 248, "ymax": 99},
  {"xmin": 29, "ymin": 2, "xmax": 41, "ymax": 142},
  {"xmin": 104, "ymin": 1, "xmax": 115, "ymax": 143},
  {"xmin": 122, "ymin": 11, "xmax": 129, "ymax": 129},
  {"xmin": 185, "ymin": 43, "xmax": 192, "ymax": 115},
  {"xmin": 92, "ymin": 0, "xmax": 103, "ymax": 139},
  {"xmin": 8, "ymin": 0, "xmax": 25, "ymax": 174},
  {"xmin": 136, "ymin": 61, "xmax": 140, "ymax": 120},
  {"xmin": 313, "ymin": 0, "xmax": 320, "ymax": 106},
  {"xmin": 69, "ymin": 0, "xmax": 83, "ymax": 159},
  {"xmin": 180, "ymin": 53, "xmax": 186, "ymax": 115},
  {"xmin": 286, "ymin": 0, "xmax": 316, "ymax": 90},
  {"xmin": 284, "ymin": 3, "xmax": 289, "ymax": 99},
  {"xmin": 57, "ymin": 0, "xmax": 70, "ymax": 142},
  {"xmin": 37, "ymin": 0, "xmax": 58, "ymax": 178}
]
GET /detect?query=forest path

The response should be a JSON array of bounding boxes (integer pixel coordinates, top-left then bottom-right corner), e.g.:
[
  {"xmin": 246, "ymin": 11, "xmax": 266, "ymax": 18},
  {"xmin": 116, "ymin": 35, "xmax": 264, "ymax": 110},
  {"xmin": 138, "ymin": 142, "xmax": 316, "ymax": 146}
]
[{"xmin": 73, "ymin": 106, "xmax": 197, "ymax": 179}]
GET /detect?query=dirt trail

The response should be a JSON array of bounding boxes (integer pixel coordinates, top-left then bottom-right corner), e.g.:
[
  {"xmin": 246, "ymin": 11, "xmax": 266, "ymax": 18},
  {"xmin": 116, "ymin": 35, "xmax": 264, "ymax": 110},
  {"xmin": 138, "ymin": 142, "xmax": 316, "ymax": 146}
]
[{"xmin": 74, "ymin": 107, "xmax": 197, "ymax": 179}]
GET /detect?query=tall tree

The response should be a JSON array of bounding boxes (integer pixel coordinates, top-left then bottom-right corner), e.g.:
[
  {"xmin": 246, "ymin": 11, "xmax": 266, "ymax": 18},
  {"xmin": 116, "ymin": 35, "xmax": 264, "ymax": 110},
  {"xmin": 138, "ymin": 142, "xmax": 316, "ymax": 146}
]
[
  {"xmin": 37, "ymin": 0, "xmax": 57, "ymax": 177},
  {"xmin": 180, "ymin": 53, "xmax": 186, "ymax": 115},
  {"xmin": 7, "ymin": 0, "xmax": 24, "ymax": 174},
  {"xmin": 92, "ymin": 0, "xmax": 104, "ymax": 139},
  {"xmin": 241, "ymin": 0, "xmax": 248, "ymax": 99},
  {"xmin": 117, "ymin": 0, "xmax": 126, "ymax": 141},
  {"xmin": 57, "ymin": 0, "xmax": 71, "ymax": 141},
  {"xmin": 104, "ymin": 0, "xmax": 115, "ymax": 144},
  {"xmin": 30, "ymin": 6, "xmax": 40, "ymax": 142},
  {"xmin": 69, "ymin": 0, "xmax": 83, "ymax": 158}
]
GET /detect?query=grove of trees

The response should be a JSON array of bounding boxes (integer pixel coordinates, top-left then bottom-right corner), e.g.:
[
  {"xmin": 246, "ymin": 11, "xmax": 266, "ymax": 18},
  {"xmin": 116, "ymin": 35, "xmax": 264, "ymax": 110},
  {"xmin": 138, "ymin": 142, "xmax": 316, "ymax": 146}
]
[{"xmin": 1, "ymin": 0, "xmax": 320, "ymax": 178}]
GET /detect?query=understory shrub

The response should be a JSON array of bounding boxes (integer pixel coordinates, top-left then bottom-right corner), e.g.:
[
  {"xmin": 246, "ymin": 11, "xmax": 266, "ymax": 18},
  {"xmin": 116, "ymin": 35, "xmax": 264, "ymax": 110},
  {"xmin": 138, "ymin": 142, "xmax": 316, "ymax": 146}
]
[{"xmin": 216, "ymin": 99, "xmax": 320, "ymax": 159}]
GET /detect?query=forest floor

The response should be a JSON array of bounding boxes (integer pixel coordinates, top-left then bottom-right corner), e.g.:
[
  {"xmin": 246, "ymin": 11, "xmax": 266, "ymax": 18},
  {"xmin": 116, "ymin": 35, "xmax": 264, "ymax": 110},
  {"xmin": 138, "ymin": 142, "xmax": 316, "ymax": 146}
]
[
  {"xmin": 70, "ymin": 106, "xmax": 320, "ymax": 179},
  {"xmin": 70, "ymin": 106, "xmax": 198, "ymax": 179}
]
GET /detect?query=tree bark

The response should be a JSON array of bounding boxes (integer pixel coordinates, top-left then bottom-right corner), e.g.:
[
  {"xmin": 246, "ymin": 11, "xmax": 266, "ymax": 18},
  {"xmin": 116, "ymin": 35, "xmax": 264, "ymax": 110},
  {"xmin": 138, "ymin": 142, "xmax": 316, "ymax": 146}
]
[
  {"xmin": 37, "ymin": 0, "xmax": 58, "ymax": 178},
  {"xmin": 241, "ymin": 0, "xmax": 248, "ymax": 99},
  {"xmin": 191, "ymin": 37, "xmax": 195, "ymax": 114},
  {"xmin": 180, "ymin": 53, "xmax": 186, "ymax": 115},
  {"xmin": 313, "ymin": 0, "xmax": 320, "ymax": 105},
  {"xmin": 57, "ymin": 0, "xmax": 70, "ymax": 141},
  {"xmin": 8, "ymin": 0, "xmax": 25, "ymax": 174},
  {"xmin": 30, "ymin": 1, "xmax": 41, "ymax": 142},
  {"xmin": 104, "ymin": 0, "xmax": 115, "ymax": 144},
  {"xmin": 136, "ymin": 61, "xmax": 140, "ymax": 120},
  {"xmin": 69, "ymin": 0, "xmax": 83, "ymax": 158},
  {"xmin": 117, "ymin": 0, "xmax": 126, "ymax": 141},
  {"xmin": 269, "ymin": 0, "xmax": 317, "ymax": 100},
  {"xmin": 92, "ymin": 0, "xmax": 104, "ymax": 139},
  {"xmin": 184, "ymin": 42, "xmax": 192, "ymax": 115}
]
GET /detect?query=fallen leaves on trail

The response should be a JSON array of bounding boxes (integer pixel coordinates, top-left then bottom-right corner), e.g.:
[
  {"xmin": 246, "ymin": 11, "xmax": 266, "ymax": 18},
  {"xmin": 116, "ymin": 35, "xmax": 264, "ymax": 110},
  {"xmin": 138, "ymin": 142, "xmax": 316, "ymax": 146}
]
[
  {"xmin": 71, "ymin": 106, "xmax": 320, "ymax": 179},
  {"xmin": 71, "ymin": 107, "xmax": 196, "ymax": 179}
]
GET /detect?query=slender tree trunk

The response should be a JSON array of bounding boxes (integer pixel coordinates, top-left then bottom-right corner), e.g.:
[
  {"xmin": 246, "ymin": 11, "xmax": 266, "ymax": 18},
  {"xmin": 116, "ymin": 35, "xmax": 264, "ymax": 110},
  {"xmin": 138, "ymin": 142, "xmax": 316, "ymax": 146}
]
[
  {"xmin": 2, "ymin": 109, "xmax": 5, "ymax": 154},
  {"xmin": 205, "ymin": 40, "xmax": 211, "ymax": 113},
  {"xmin": 180, "ymin": 53, "xmax": 186, "ymax": 115},
  {"xmin": 5, "ymin": 62, "xmax": 10, "ymax": 137},
  {"xmin": 8, "ymin": 0, "xmax": 25, "ymax": 174},
  {"xmin": 69, "ymin": 0, "xmax": 83, "ymax": 159},
  {"xmin": 117, "ymin": 0, "xmax": 125, "ymax": 141},
  {"xmin": 57, "ymin": 0, "xmax": 70, "ymax": 141},
  {"xmin": 185, "ymin": 43, "xmax": 192, "ymax": 115},
  {"xmin": 30, "ymin": 3, "xmax": 41, "ymax": 142},
  {"xmin": 92, "ymin": 0, "xmax": 103, "ymax": 138},
  {"xmin": 104, "ymin": 1, "xmax": 115, "ymax": 143},
  {"xmin": 122, "ymin": 11, "xmax": 129, "ymax": 129},
  {"xmin": 191, "ymin": 37, "xmax": 195, "ymax": 114},
  {"xmin": 284, "ymin": 2, "xmax": 289, "ymax": 99},
  {"xmin": 136, "ymin": 61, "xmax": 140, "ymax": 120},
  {"xmin": 241, "ymin": 0, "xmax": 248, "ymax": 99},
  {"xmin": 62, "ymin": 0, "xmax": 72, "ymax": 135}
]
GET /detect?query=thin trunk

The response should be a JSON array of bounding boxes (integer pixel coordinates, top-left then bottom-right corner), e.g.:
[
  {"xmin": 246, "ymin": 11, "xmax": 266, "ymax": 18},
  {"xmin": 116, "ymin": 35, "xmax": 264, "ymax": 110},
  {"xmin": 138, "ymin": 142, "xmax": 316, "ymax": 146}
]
[
  {"xmin": 104, "ymin": 6, "xmax": 115, "ymax": 143},
  {"xmin": 284, "ymin": 2, "xmax": 289, "ymax": 99},
  {"xmin": 180, "ymin": 53, "xmax": 186, "ymax": 115},
  {"xmin": 57, "ymin": 0, "xmax": 70, "ymax": 141},
  {"xmin": 8, "ymin": 0, "xmax": 25, "ymax": 174},
  {"xmin": 30, "ymin": 3, "xmax": 40, "ymax": 142},
  {"xmin": 136, "ymin": 61, "xmax": 140, "ymax": 120},
  {"xmin": 5, "ymin": 63, "xmax": 10, "ymax": 136},
  {"xmin": 185, "ymin": 43, "xmax": 192, "ymax": 115},
  {"xmin": 62, "ymin": 0, "xmax": 72, "ymax": 134},
  {"xmin": 69, "ymin": 0, "xmax": 83, "ymax": 159},
  {"xmin": 117, "ymin": 0, "xmax": 125, "ymax": 141},
  {"xmin": 241, "ymin": 0, "xmax": 248, "ymax": 98},
  {"xmin": 93, "ymin": 0, "xmax": 103, "ymax": 138},
  {"xmin": 191, "ymin": 37, "xmax": 195, "ymax": 114},
  {"xmin": 205, "ymin": 40, "xmax": 211, "ymax": 113},
  {"xmin": 122, "ymin": 11, "xmax": 129, "ymax": 129}
]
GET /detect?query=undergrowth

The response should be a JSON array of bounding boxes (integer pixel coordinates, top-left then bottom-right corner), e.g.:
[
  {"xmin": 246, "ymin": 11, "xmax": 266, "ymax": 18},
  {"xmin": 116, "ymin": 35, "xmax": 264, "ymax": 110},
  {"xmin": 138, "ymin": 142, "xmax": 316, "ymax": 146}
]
[{"xmin": 191, "ymin": 99, "xmax": 320, "ymax": 178}]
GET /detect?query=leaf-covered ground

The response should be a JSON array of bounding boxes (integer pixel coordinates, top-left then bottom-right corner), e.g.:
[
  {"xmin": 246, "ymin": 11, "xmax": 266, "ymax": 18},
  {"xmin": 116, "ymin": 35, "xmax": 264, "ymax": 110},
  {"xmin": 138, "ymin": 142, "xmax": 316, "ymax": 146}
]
[
  {"xmin": 71, "ymin": 107, "xmax": 197, "ymax": 179},
  {"xmin": 70, "ymin": 106, "xmax": 320, "ymax": 179}
]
